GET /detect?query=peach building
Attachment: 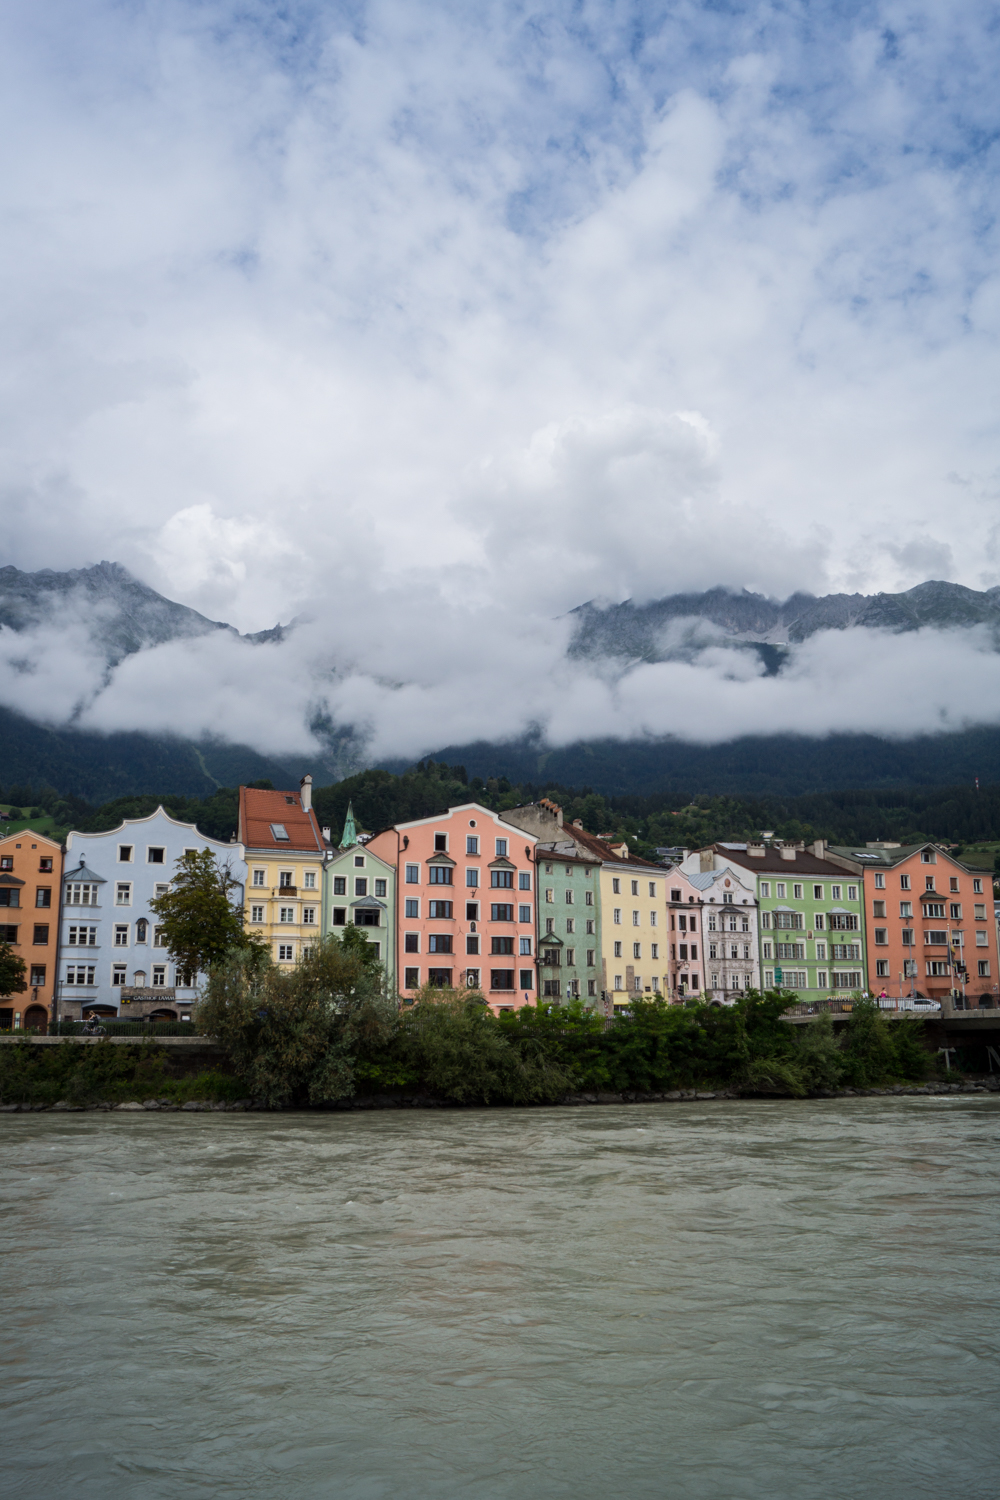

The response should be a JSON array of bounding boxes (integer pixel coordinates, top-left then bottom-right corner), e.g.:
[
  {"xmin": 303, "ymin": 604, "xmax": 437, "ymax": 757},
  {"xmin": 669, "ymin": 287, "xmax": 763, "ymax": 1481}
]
[
  {"xmin": 0, "ymin": 828, "xmax": 63, "ymax": 1032},
  {"xmin": 366, "ymin": 804, "xmax": 538, "ymax": 1014}
]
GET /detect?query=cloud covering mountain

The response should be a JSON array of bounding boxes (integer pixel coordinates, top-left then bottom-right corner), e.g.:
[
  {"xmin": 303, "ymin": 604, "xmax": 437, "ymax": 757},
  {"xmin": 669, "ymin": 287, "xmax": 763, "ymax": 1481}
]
[{"xmin": 1, "ymin": 1, "xmax": 1000, "ymax": 772}]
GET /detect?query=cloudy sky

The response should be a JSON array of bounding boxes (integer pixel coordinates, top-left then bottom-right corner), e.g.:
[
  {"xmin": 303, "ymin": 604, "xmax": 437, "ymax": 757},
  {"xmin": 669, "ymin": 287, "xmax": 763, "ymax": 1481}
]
[{"xmin": 2, "ymin": 0, "xmax": 1000, "ymax": 763}]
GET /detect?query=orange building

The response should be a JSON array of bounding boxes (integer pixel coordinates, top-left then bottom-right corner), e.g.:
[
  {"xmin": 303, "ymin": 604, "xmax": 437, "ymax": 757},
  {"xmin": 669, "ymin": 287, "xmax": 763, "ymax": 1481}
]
[
  {"xmin": 830, "ymin": 841, "xmax": 999, "ymax": 1007},
  {"xmin": 0, "ymin": 828, "xmax": 63, "ymax": 1032}
]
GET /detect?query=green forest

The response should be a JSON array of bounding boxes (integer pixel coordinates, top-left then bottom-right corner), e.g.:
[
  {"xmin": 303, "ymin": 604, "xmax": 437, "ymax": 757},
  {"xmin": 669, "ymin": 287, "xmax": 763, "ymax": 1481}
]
[{"xmin": 5, "ymin": 760, "xmax": 1000, "ymax": 866}]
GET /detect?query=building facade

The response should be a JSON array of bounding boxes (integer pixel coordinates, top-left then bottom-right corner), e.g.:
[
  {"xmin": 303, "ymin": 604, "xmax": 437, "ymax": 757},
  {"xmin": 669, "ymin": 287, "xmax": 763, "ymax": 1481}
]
[
  {"xmin": 683, "ymin": 866, "xmax": 760, "ymax": 1000},
  {"xmin": 681, "ymin": 841, "xmax": 866, "ymax": 1001},
  {"xmin": 504, "ymin": 801, "xmax": 603, "ymax": 1008},
  {"xmin": 239, "ymin": 777, "xmax": 327, "ymax": 970},
  {"xmin": 59, "ymin": 808, "xmax": 246, "ymax": 1021},
  {"xmin": 0, "ymin": 828, "xmax": 63, "ymax": 1031},
  {"xmin": 324, "ymin": 812, "xmax": 396, "ymax": 988},
  {"xmin": 366, "ymin": 803, "xmax": 537, "ymax": 1014},
  {"xmin": 828, "ymin": 841, "xmax": 1000, "ymax": 1006}
]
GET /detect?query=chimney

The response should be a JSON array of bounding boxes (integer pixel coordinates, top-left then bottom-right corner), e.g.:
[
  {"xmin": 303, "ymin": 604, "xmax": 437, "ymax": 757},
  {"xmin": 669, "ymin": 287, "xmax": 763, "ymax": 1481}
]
[
  {"xmin": 322, "ymin": 827, "xmax": 331, "ymax": 844},
  {"xmin": 299, "ymin": 774, "xmax": 312, "ymax": 813},
  {"xmin": 572, "ymin": 819, "xmax": 583, "ymax": 829},
  {"xmin": 812, "ymin": 839, "xmax": 826, "ymax": 858},
  {"xmin": 699, "ymin": 850, "xmax": 714, "ymax": 873}
]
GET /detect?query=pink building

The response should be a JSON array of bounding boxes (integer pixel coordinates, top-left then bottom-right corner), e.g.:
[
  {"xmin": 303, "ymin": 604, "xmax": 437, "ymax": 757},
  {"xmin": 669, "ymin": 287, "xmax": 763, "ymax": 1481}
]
[{"xmin": 366, "ymin": 804, "xmax": 538, "ymax": 1014}]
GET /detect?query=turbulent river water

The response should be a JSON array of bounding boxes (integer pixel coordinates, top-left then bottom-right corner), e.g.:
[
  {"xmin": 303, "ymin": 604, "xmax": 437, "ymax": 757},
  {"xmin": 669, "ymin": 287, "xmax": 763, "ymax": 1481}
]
[{"xmin": 2, "ymin": 1099, "xmax": 998, "ymax": 1500}]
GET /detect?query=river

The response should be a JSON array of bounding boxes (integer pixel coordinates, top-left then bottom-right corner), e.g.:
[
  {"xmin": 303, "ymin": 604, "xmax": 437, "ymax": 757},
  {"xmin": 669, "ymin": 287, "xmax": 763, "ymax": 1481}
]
[{"xmin": 2, "ymin": 1098, "xmax": 998, "ymax": 1499}]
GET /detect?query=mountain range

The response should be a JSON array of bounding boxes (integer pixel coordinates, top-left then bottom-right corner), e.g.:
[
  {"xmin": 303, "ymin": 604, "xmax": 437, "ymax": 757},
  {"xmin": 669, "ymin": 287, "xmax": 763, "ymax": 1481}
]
[{"xmin": 2, "ymin": 562, "xmax": 1000, "ymax": 801}]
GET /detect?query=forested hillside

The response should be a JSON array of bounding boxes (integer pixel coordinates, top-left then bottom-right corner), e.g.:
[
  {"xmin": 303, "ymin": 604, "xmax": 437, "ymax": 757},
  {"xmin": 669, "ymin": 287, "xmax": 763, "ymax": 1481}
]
[{"xmin": 7, "ymin": 761, "xmax": 1000, "ymax": 868}]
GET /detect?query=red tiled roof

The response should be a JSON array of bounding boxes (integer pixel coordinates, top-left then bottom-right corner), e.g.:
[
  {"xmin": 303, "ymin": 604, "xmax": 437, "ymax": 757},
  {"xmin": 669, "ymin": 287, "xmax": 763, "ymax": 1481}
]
[
  {"xmin": 563, "ymin": 824, "xmax": 662, "ymax": 869},
  {"xmin": 239, "ymin": 786, "xmax": 324, "ymax": 852}
]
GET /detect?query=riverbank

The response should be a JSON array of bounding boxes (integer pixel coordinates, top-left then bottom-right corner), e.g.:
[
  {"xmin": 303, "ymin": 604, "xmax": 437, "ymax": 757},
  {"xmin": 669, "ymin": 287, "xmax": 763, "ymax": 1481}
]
[{"xmin": 2, "ymin": 1078, "xmax": 997, "ymax": 1112}]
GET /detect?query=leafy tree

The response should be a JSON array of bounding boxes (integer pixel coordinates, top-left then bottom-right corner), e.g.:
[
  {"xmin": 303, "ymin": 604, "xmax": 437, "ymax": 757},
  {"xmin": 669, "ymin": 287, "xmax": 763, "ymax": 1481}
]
[
  {"xmin": 149, "ymin": 849, "xmax": 266, "ymax": 978},
  {"xmin": 198, "ymin": 934, "xmax": 393, "ymax": 1107},
  {"xmin": 0, "ymin": 942, "xmax": 27, "ymax": 998}
]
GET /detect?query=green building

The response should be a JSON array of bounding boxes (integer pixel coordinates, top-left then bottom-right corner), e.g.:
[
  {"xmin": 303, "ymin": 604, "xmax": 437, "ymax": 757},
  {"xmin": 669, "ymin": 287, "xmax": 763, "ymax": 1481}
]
[
  {"xmin": 504, "ymin": 801, "xmax": 604, "ymax": 1007},
  {"xmin": 682, "ymin": 841, "xmax": 866, "ymax": 1000},
  {"xmin": 323, "ymin": 802, "xmax": 397, "ymax": 989}
]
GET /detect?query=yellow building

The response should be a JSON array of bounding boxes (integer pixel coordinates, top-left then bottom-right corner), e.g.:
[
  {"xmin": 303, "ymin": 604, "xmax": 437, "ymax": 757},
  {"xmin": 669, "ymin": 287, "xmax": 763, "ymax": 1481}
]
[
  {"xmin": 238, "ymin": 778, "xmax": 327, "ymax": 968},
  {"xmin": 590, "ymin": 843, "xmax": 666, "ymax": 1009}
]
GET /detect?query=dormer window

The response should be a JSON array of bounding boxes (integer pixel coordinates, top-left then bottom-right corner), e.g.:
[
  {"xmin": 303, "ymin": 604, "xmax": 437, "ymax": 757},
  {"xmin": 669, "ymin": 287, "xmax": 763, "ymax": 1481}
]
[{"xmin": 270, "ymin": 824, "xmax": 289, "ymax": 841}]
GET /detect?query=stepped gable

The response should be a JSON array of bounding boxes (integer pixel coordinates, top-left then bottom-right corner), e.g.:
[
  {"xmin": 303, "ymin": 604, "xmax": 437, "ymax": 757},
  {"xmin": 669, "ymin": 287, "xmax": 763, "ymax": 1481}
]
[{"xmin": 239, "ymin": 785, "xmax": 324, "ymax": 852}]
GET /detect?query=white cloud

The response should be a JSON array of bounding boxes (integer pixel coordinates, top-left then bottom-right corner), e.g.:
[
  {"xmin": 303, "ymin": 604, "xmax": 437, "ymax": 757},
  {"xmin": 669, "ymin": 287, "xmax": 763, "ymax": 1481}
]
[{"xmin": 0, "ymin": 1, "xmax": 999, "ymax": 765}]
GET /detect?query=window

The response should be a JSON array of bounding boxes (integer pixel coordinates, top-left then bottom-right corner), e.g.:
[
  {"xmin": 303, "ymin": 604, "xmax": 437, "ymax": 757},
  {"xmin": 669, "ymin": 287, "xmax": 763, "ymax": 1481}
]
[
  {"xmin": 428, "ymin": 935, "xmax": 453, "ymax": 954},
  {"xmin": 975, "ymin": 931, "xmax": 988, "ymax": 946},
  {"xmin": 303, "ymin": 871, "xmax": 317, "ymax": 890},
  {"xmin": 973, "ymin": 879, "xmax": 983, "ymax": 894},
  {"xmin": 926, "ymin": 961, "xmax": 949, "ymax": 977},
  {"xmin": 253, "ymin": 869, "xmax": 266, "ymax": 887},
  {"xmin": 978, "ymin": 960, "xmax": 991, "ymax": 977},
  {"xmin": 831, "ymin": 944, "xmax": 861, "ymax": 961},
  {"xmin": 405, "ymin": 968, "xmax": 420, "ymax": 989},
  {"xmin": 922, "ymin": 903, "xmax": 945, "ymax": 919},
  {"xmin": 332, "ymin": 908, "xmax": 346, "ymax": 926},
  {"xmin": 760, "ymin": 911, "xmax": 770, "ymax": 928},
  {"xmin": 613, "ymin": 908, "xmax": 621, "ymax": 924},
  {"xmin": 543, "ymin": 980, "xmax": 561, "ymax": 998},
  {"xmin": 466, "ymin": 868, "xmax": 480, "ymax": 887},
  {"xmin": 925, "ymin": 877, "xmax": 935, "ymax": 891},
  {"xmin": 585, "ymin": 918, "xmax": 595, "ymax": 935},
  {"xmin": 374, "ymin": 879, "xmax": 386, "ymax": 898},
  {"xmin": 520, "ymin": 937, "xmax": 532, "ymax": 956},
  {"xmin": 847, "ymin": 886, "xmax": 858, "ymax": 902},
  {"xmin": 402, "ymin": 899, "xmax": 419, "ymax": 919},
  {"xmin": 279, "ymin": 871, "xmax": 294, "ymax": 888},
  {"xmin": 467, "ymin": 836, "xmax": 479, "ymax": 855},
  {"xmin": 491, "ymin": 904, "xmax": 514, "ymax": 921},
  {"xmin": 491, "ymin": 870, "xmax": 514, "ymax": 888},
  {"xmin": 633, "ymin": 942, "xmax": 641, "ymax": 959},
  {"xmin": 118, "ymin": 845, "xmax": 133, "ymax": 863},
  {"xmin": 251, "ymin": 905, "xmax": 264, "ymax": 923},
  {"xmin": 830, "ymin": 885, "xmax": 841, "ymax": 900},
  {"xmin": 632, "ymin": 911, "xmax": 640, "ymax": 927},
  {"xmin": 354, "ymin": 855, "xmax": 365, "ymax": 868},
  {"xmin": 650, "ymin": 944, "xmax": 659, "ymax": 961},
  {"xmin": 405, "ymin": 933, "xmax": 420, "ymax": 953},
  {"xmin": 147, "ymin": 847, "xmax": 165, "ymax": 864},
  {"xmin": 434, "ymin": 833, "xmax": 447, "ymax": 853},
  {"xmin": 35, "ymin": 887, "xmax": 51, "ymax": 909},
  {"xmin": 816, "ymin": 970, "xmax": 828, "ymax": 988},
  {"xmin": 519, "ymin": 971, "xmax": 534, "ymax": 991},
  {"xmin": 429, "ymin": 867, "xmax": 453, "ymax": 885},
  {"xmin": 565, "ymin": 918, "xmax": 574, "ymax": 934},
  {"xmin": 950, "ymin": 903, "xmax": 962, "ymax": 920},
  {"xmin": 355, "ymin": 878, "xmax": 368, "ymax": 897},
  {"xmin": 279, "ymin": 907, "xmax": 295, "ymax": 923},
  {"xmin": 814, "ymin": 914, "xmax": 824, "ymax": 930},
  {"xmin": 490, "ymin": 970, "xmax": 515, "ymax": 990},
  {"xmin": 330, "ymin": 877, "xmax": 345, "ymax": 898},
  {"xmin": 650, "ymin": 911, "xmax": 657, "ymax": 927},
  {"xmin": 900, "ymin": 902, "xmax": 912, "ymax": 917},
  {"xmin": 921, "ymin": 850, "xmax": 936, "ymax": 863},
  {"xmin": 65, "ymin": 965, "xmax": 96, "ymax": 985},
  {"xmin": 827, "ymin": 914, "xmax": 858, "ymax": 931},
  {"xmin": 114, "ymin": 924, "xmax": 129, "ymax": 947},
  {"xmin": 774, "ymin": 912, "xmax": 805, "ymax": 929},
  {"xmin": 723, "ymin": 893, "xmax": 733, "ymax": 906},
  {"xmin": 545, "ymin": 919, "xmax": 554, "ymax": 934},
  {"xmin": 586, "ymin": 950, "xmax": 595, "ymax": 967},
  {"xmin": 152, "ymin": 966, "xmax": 166, "ymax": 986},
  {"xmin": 428, "ymin": 901, "xmax": 453, "ymax": 918},
  {"xmin": 545, "ymin": 888, "xmax": 554, "ymax": 904},
  {"xmin": 872, "ymin": 901, "xmax": 886, "ymax": 918},
  {"xmin": 648, "ymin": 882, "xmax": 657, "ymax": 897},
  {"xmin": 631, "ymin": 881, "xmax": 639, "ymax": 896},
  {"xmin": 873, "ymin": 873, "xmax": 885, "ymax": 889},
  {"xmin": 116, "ymin": 883, "xmax": 132, "ymax": 906},
  {"xmin": 270, "ymin": 825, "xmax": 290, "ymax": 842},
  {"xmin": 710, "ymin": 942, "xmax": 718, "ymax": 959},
  {"xmin": 975, "ymin": 904, "xmax": 987, "ymax": 920},
  {"xmin": 466, "ymin": 934, "xmax": 480, "ymax": 954},
  {"xmin": 587, "ymin": 979, "xmax": 596, "ymax": 997},
  {"xmin": 776, "ymin": 883, "xmax": 786, "ymax": 899},
  {"xmin": 278, "ymin": 944, "xmax": 294, "ymax": 962},
  {"xmin": 153, "ymin": 925, "xmax": 168, "ymax": 947},
  {"xmin": 901, "ymin": 929, "xmax": 914, "ymax": 947},
  {"xmin": 585, "ymin": 890, "xmax": 593, "ymax": 906},
  {"xmin": 32, "ymin": 925, "xmax": 48, "ymax": 945},
  {"xmin": 612, "ymin": 878, "xmax": 621, "ymax": 894},
  {"xmin": 793, "ymin": 884, "xmax": 803, "ymax": 899},
  {"xmin": 874, "ymin": 928, "xmax": 888, "ymax": 945},
  {"xmin": 519, "ymin": 872, "xmax": 531, "ymax": 891},
  {"xmin": 760, "ymin": 883, "xmax": 770, "ymax": 898},
  {"xmin": 614, "ymin": 941, "xmax": 622, "ymax": 958},
  {"xmin": 303, "ymin": 907, "xmax": 317, "ymax": 926},
  {"xmin": 112, "ymin": 965, "xmax": 126, "ymax": 987},
  {"xmin": 780, "ymin": 971, "xmax": 808, "ymax": 988},
  {"xmin": 708, "ymin": 914, "xmax": 717, "ymax": 932},
  {"xmin": 614, "ymin": 976, "xmax": 623, "ymax": 991},
  {"xmin": 405, "ymin": 864, "xmax": 420, "ymax": 884},
  {"xmin": 467, "ymin": 902, "xmax": 479, "ymax": 921},
  {"xmin": 491, "ymin": 936, "xmax": 514, "ymax": 955},
  {"xmin": 495, "ymin": 839, "xmax": 507, "ymax": 858},
  {"xmin": 776, "ymin": 943, "xmax": 805, "ymax": 960},
  {"xmin": 924, "ymin": 930, "xmax": 948, "ymax": 946},
  {"xmin": 900, "ymin": 874, "xmax": 911, "ymax": 890},
  {"xmin": 564, "ymin": 888, "xmax": 574, "ymax": 904},
  {"xmin": 762, "ymin": 941, "xmax": 772, "ymax": 959},
  {"xmin": 542, "ymin": 947, "xmax": 561, "ymax": 967},
  {"xmin": 68, "ymin": 925, "xmax": 97, "ymax": 946}
]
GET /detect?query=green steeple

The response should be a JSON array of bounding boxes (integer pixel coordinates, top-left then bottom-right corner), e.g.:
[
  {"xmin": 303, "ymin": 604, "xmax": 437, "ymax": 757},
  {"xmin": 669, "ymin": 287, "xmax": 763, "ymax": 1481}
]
[{"xmin": 340, "ymin": 801, "xmax": 357, "ymax": 848}]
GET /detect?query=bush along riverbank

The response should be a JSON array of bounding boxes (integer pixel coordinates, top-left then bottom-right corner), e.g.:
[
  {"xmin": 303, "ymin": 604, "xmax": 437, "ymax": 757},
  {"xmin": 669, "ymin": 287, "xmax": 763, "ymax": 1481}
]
[{"xmin": 2, "ymin": 936, "xmax": 993, "ymax": 1112}]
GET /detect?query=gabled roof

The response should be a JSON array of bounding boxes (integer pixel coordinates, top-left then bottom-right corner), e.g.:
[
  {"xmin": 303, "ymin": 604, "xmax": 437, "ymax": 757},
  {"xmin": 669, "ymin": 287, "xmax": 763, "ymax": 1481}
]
[
  {"xmin": 709, "ymin": 843, "xmax": 850, "ymax": 876},
  {"xmin": 239, "ymin": 786, "xmax": 324, "ymax": 854},
  {"xmin": 562, "ymin": 824, "xmax": 662, "ymax": 870}
]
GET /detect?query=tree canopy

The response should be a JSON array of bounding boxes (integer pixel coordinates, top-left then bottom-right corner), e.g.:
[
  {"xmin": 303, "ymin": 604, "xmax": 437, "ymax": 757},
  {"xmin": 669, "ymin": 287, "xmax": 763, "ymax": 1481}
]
[
  {"xmin": 0, "ymin": 942, "xmax": 27, "ymax": 999},
  {"xmin": 149, "ymin": 849, "xmax": 265, "ymax": 978}
]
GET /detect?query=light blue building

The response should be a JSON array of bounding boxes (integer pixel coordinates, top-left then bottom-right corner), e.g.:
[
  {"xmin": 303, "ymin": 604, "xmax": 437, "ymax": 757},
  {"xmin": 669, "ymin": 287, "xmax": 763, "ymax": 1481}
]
[{"xmin": 58, "ymin": 807, "xmax": 247, "ymax": 1022}]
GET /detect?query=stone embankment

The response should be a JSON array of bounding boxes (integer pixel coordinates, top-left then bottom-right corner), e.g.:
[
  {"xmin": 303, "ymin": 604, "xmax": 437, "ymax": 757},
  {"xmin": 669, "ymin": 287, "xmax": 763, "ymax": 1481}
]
[{"xmin": 1, "ymin": 1081, "xmax": 997, "ymax": 1113}]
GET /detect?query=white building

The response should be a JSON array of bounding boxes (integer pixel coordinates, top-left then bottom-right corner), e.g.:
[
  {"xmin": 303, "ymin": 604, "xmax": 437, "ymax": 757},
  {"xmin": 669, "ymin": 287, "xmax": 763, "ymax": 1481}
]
[{"xmin": 684, "ymin": 865, "xmax": 760, "ymax": 1000}]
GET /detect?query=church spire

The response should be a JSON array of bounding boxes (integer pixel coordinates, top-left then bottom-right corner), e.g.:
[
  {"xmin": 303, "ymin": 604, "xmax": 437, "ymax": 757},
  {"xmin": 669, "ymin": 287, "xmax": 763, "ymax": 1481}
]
[{"xmin": 340, "ymin": 801, "xmax": 357, "ymax": 848}]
